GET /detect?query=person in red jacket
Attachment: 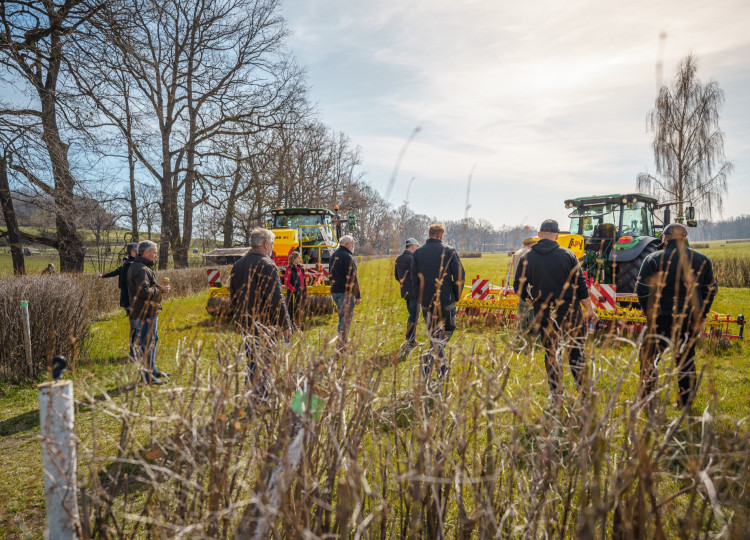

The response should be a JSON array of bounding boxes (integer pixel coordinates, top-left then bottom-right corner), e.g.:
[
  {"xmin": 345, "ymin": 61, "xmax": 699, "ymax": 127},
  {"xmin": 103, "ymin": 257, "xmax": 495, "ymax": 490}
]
[{"xmin": 284, "ymin": 251, "xmax": 307, "ymax": 330}]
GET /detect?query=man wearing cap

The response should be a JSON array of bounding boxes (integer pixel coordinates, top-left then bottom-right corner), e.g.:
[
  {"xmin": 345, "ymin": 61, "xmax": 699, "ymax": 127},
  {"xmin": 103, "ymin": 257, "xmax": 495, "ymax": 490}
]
[
  {"xmin": 514, "ymin": 219, "xmax": 597, "ymax": 398},
  {"xmin": 395, "ymin": 238, "xmax": 420, "ymax": 348},
  {"xmin": 636, "ymin": 223, "xmax": 717, "ymax": 408},
  {"xmin": 411, "ymin": 223, "xmax": 465, "ymax": 378}
]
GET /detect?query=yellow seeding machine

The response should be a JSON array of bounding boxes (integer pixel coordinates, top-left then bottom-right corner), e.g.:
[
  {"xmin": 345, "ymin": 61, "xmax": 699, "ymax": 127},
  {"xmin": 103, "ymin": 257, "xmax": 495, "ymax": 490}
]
[{"xmin": 203, "ymin": 206, "xmax": 356, "ymax": 316}]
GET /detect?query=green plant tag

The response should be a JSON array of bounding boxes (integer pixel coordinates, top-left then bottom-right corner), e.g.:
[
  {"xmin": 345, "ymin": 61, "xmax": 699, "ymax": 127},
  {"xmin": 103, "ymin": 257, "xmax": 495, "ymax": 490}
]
[
  {"xmin": 20, "ymin": 300, "xmax": 29, "ymax": 308},
  {"xmin": 291, "ymin": 390, "xmax": 325, "ymax": 421}
]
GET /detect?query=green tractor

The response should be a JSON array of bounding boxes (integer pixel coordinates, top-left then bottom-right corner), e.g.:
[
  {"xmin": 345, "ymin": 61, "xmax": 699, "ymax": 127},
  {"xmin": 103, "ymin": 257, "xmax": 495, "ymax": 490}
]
[{"xmin": 564, "ymin": 193, "xmax": 696, "ymax": 293}]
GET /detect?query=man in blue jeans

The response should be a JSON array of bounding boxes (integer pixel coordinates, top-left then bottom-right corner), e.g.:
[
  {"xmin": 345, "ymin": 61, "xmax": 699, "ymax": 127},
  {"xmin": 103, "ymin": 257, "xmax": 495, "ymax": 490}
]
[
  {"xmin": 127, "ymin": 240, "xmax": 171, "ymax": 385},
  {"xmin": 394, "ymin": 237, "xmax": 420, "ymax": 348},
  {"xmin": 329, "ymin": 235, "xmax": 361, "ymax": 345}
]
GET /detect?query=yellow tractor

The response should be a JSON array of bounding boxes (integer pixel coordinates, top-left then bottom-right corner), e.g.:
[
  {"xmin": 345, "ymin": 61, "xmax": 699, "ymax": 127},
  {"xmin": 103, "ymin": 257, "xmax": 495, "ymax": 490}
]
[{"xmin": 204, "ymin": 206, "xmax": 356, "ymax": 316}]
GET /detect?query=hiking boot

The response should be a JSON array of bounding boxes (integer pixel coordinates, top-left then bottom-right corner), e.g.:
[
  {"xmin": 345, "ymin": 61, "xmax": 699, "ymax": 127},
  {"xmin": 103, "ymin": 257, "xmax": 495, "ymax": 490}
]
[
  {"xmin": 437, "ymin": 364, "xmax": 449, "ymax": 380},
  {"xmin": 141, "ymin": 373, "xmax": 166, "ymax": 385},
  {"xmin": 152, "ymin": 369, "xmax": 170, "ymax": 378}
]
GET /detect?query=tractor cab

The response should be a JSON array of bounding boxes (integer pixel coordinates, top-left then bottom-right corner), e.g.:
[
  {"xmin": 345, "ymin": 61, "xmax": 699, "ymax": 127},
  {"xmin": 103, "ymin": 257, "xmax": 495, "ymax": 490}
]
[
  {"xmin": 267, "ymin": 207, "xmax": 338, "ymax": 267},
  {"xmin": 566, "ymin": 194, "xmax": 658, "ymax": 245},
  {"xmin": 564, "ymin": 194, "xmax": 663, "ymax": 292}
]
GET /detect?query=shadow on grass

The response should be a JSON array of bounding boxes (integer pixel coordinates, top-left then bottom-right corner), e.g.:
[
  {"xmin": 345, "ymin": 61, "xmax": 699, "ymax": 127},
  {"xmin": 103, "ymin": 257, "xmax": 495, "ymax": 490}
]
[{"xmin": 0, "ymin": 382, "xmax": 134, "ymax": 437}]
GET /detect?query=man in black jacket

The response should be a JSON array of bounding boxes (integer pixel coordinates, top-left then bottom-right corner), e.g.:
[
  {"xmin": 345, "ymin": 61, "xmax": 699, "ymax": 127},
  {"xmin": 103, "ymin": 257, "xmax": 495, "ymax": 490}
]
[
  {"xmin": 127, "ymin": 240, "xmax": 171, "ymax": 385},
  {"xmin": 100, "ymin": 242, "xmax": 138, "ymax": 314},
  {"xmin": 636, "ymin": 223, "xmax": 717, "ymax": 408},
  {"xmin": 514, "ymin": 219, "xmax": 597, "ymax": 398},
  {"xmin": 394, "ymin": 238, "xmax": 420, "ymax": 347},
  {"xmin": 329, "ymin": 235, "xmax": 361, "ymax": 345},
  {"xmin": 230, "ymin": 228, "xmax": 292, "ymax": 398},
  {"xmin": 411, "ymin": 224, "xmax": 464, "ymax": 377}
]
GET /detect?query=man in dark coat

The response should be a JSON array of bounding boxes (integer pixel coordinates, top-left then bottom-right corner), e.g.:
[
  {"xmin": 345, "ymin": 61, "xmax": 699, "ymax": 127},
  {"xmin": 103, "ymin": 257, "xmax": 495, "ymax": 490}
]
[
  {"xmin": 410, "ymin": 223, "xmax": 464, "ymax": 377},
  {"xmin": 230, "ymin": 228, "xmax": 292, "ymax": 398},
  {"xmin": 127, "ymin": 240, "xmax": 171, "ymax": 385},
  {"xmin": 394, "ymin": 237, "xmax": 420, "ymax": 347},
  {"xmin": 514, "ymin": 219, "xmax": 597, "ymax": 398},
  {"xmin": 329, "ymin": 235, "xmax": 361, "ymax": 345},
  {"xmin": 636, "ymin": 223, "xmax": 717, "ymax": 408},
  {"xmin": 100, "ymin": 242, "xmax": 138, "ymax": 314}
]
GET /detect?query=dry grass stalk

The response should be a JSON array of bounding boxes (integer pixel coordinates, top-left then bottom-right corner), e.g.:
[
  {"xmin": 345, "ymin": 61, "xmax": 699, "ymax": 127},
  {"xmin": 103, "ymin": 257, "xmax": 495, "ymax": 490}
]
[{"xmin": 75, "ymin": 327, "xmax": 750, "ymax": 537}]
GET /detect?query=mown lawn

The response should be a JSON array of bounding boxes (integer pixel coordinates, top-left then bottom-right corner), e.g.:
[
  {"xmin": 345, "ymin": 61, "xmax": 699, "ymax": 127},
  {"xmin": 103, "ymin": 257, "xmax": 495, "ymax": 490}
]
[{"xmin": 0, "ymin": 254, "xmax": 748, "ymax": 537}]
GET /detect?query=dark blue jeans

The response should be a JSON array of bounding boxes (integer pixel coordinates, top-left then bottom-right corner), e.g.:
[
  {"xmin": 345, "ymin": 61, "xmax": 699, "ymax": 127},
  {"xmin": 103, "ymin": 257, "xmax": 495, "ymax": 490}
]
[
  {"xmin": 405, "ymin": 297, "xmax": 418, "ymax": 342},
  {"xmin": 422, "ymin": 304, "xmax": 456, "ymax": 361},
  {"xmin": 331, "ymin": 292, "xmax": 356, "ymax": 343},
  {"xmin": 130, "ymin": 316, "xmax": 158, "ymax": 378}
]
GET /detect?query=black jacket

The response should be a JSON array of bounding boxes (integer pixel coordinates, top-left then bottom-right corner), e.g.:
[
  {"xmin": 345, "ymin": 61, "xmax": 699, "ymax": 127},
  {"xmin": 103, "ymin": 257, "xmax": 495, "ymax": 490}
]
[
  {"xmin": 410, "ymin": 238, "xmax": 464, "ymax": 308},
  {"xmin": 102, "ymin": 257, "xmax": 135, "ymax": 308},
  {"xmin": 514, "ymin": 238, "xmax": 588, "ymax": 313},
  {"xmin": 636, "ymin": 240, "xmax": 717, "ymax": 321},
  {"xmin": 394, "ymin": 249, "xmax": 416, "ymax": 299},
  {"xmin": 230, "ymin": 249, "xmax": 291, "ymax": 331},
  {"xmin": 329, "ymin": 245, "xmax": 361, "ymax": 298},
  {"xmin": 127, "ymin": 256, "xmax": 163, "ymax": 320}
]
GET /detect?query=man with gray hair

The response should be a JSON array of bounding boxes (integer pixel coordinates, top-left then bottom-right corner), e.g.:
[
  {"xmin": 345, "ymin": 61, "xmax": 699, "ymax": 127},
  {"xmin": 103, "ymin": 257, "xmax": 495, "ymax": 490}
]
[
  {"xmin": 100, "ymin": 242, "xmax": 139, "ymax": 315},
  {"xmin": 230, "ymin": 227, "xmax": 292, "ymax": 403},
  {"xmin": 329, "ymin": 234, "xmax": 361, "ymax": 345},
  {"xmin": 127, "ymin": 240, "xmax": 171, "ymax": 385},
  {"xmin": 636, "ymin": 222, "xmax": 717, "ymax": 408}
]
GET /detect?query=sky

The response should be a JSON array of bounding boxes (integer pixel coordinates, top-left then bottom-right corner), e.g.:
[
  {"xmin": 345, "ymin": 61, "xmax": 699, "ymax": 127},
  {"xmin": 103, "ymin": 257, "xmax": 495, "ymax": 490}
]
[{"xmin": 281, "ymin": 0, "xmax": 750, "ymax": 230}]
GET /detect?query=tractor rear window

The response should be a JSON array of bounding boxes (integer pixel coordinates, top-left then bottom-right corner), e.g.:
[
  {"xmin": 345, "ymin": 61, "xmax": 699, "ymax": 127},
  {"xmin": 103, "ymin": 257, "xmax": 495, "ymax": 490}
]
[
  {"xmin": 569, "ymin": 205, "xmax": 617, "ymax": 237},
  {"xmin": 620, "ymin": 202, "xmax": 651, "ymax": 237},
  {"xmin": 274, "ymin": 214, "xmax": 325, "ymax": 229}
]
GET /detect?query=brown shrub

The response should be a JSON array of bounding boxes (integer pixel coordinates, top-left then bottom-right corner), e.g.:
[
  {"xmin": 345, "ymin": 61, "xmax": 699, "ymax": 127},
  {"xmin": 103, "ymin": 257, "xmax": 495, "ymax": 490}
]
[
  {"xmin": 0, "ymin": 275, "xmax": 89, "ymax": 382},
  {"xmin": 0, "ymin": 266, "xmax": 212, "ymax": 381},
  {"xmin": 713, "ymin": 257, "xmax": 750, "ymax": 288}
]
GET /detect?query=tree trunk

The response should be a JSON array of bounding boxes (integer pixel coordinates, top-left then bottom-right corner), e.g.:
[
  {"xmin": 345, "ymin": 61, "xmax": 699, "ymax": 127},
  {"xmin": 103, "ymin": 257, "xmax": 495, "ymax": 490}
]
[
  {"xmin": 126, "ymin": 99, "xmax": 139, "ymax": 242},
  {"xmin": 0, "ymin": 158, "xmax": 25, "ymax": 274},
  {"xmin": 222, "ymin": 150, "xmax": 243, "ymax": 248},
  {"xmin": 40, "ymin": 94, "xmax": 85, "ymax": 272}
]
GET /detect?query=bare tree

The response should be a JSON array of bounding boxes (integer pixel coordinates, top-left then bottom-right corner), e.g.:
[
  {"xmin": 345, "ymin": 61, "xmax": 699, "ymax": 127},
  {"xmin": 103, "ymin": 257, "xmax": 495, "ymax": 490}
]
[
  {"xmin": 72, "ymin": 0, "xmax": 304, "ymax": 268},
  {"xmin": 637, "ymin": 53, "xmax": 734, "ymax": 220},
  {"xmin": 0, "ymin": 0, "xmax": 102, "ymax": 270},
  {"xmin": 135, "ymin": 182, "xmax": 160, "ymax": 240}
]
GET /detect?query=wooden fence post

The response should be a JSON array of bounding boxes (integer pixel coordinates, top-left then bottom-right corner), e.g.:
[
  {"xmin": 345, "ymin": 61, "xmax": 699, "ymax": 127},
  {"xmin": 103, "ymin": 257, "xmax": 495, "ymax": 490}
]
[
  {"xmin": 38, "ymin": 380, "xmax": 81, "ymax": 538},
  {"xmin": 20, "ymin": 300, "xmax": 33, "ymax": 376}
]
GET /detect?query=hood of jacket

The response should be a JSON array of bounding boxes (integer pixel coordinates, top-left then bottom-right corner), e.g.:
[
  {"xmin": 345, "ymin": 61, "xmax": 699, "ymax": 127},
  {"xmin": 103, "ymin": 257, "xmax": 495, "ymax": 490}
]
[{"xmin": 531, "ymin": 238, "xmax": 559, "ymax": 256}]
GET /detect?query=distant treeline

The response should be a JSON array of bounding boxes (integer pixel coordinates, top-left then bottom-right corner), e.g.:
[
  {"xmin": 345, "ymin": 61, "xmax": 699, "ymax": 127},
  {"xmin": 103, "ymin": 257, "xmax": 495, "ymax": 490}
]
[{"xmin": 690, "ymin": 215, "xmax": 750, "ymax": 241}]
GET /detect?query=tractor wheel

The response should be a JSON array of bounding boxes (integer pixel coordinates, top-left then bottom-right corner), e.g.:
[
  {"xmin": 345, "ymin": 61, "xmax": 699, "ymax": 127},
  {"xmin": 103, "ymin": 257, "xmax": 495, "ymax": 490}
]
[
  {"xmin": 307, "ymin": 295, "xmax": 335, "ymax": 316},
  {"xmin": 615, "ymin": 242, "xmax": 658, "ymax": 294}
]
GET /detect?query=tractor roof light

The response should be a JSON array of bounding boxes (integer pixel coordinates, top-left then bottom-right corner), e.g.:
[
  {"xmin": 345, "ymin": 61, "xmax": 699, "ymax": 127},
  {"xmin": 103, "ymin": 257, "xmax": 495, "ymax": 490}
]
[{"xmin": 622, "ymin": 197, "xmax": 628, "ymax": 203}]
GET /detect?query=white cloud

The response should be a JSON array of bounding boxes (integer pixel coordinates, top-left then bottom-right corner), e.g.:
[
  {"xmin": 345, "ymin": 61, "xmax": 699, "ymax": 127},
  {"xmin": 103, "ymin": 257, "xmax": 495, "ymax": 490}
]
[{"xmin": 283, "ymin": 0, "xmax": 750, "ymax": 225}]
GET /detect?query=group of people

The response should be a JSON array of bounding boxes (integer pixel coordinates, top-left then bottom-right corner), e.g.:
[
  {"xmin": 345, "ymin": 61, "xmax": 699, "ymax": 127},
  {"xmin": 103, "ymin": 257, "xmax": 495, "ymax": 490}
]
[
  {"xmin": 103, "ymin": 217, "xmax": 717, "ymax": 409},
  {"xmin": 508, "ymin": 219, "xmax": 716, "ymax": 408},
  {"xmin": 100, "ymin": 240, "xmax": 171, "ymax": 385}
]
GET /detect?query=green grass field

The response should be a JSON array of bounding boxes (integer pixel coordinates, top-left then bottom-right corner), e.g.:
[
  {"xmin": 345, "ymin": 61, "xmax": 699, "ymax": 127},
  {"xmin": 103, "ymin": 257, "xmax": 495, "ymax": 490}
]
[{"xmin": 1, "ymin": 254, "xmax": 749, "ymax": 536}]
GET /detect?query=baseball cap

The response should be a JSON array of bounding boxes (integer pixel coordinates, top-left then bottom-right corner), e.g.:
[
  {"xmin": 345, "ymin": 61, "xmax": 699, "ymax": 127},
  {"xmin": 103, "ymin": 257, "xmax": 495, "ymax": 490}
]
[
  {"xmin": 539, "ymin": 219, "xmax": 559, "ymax": 233},
  {"xmin": 405, "ymin": 238, "xmax": 419, "ymax": 247}
]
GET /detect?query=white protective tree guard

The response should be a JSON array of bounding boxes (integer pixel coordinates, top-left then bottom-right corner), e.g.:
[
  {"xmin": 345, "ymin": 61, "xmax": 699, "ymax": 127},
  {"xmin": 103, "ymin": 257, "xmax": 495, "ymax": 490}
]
[{"xmin": 38, "ymin": 380, "xmax": 81, "ymax": 539}]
